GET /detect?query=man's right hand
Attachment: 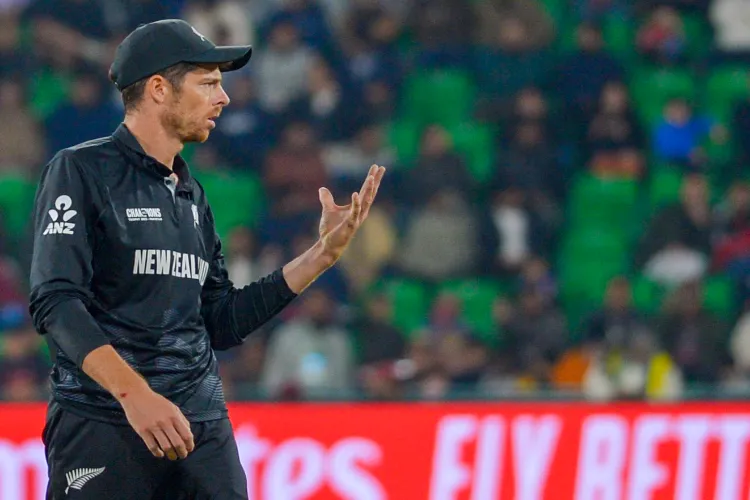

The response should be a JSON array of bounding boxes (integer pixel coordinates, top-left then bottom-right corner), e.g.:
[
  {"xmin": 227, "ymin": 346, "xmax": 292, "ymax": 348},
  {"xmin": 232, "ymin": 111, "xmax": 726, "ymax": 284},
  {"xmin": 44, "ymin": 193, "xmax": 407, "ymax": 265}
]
[
  {"xmin": 119, "ymin": 385, "xmax": 195, "ymax": 460},
  {"xmin": 81, "ymin": 345, "xmax": 195, "ymax": 459}
]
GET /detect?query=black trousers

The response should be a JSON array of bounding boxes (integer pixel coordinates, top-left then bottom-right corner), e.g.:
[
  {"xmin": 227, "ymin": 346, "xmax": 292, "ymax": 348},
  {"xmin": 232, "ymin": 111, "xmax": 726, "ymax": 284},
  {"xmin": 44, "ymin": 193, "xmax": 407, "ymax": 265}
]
[{"xmin": 43, "ymin": 402, "xmax": 248, "ymax": 499}]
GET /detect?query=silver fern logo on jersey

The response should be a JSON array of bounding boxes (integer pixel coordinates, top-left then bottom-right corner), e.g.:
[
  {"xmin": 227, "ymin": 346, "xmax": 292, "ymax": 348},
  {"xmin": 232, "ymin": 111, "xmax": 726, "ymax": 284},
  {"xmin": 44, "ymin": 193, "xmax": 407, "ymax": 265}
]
[
  {"xmin": 43, "ymin": 195, "xmax": 77, "ymax": 235},
  {"xmin": 65, "ymin": 466, "xmax": 105, "ymax": 494}
]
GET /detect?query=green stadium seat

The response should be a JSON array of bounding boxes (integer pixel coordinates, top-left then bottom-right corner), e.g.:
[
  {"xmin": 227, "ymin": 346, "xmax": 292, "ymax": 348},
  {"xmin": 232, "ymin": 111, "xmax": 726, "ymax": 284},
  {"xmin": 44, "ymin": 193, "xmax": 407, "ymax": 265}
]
[
  {"xmin": 401, "ymin": 69, "xmax": 476, "ymax": 127},
  {"xmin": 568, "ymin": 174, "xmax": 640, "ymax": 232},
  {"xmin": 193, "ymin": 169, "xmax": 266, "ymax": 241},
  {"xmin": 28, "ymin": 68, "xmax": 73, "ymax": 120},
  {"xmin": 447, "ymin": 122, "xmax": 494, "ymax": 182},
  {"xmin": 630, "ymin": 66, "xmax": 697, "ymax": 125},
  {"xmin": 371, "ymin": 278, "xmax": 430, "ymax": 337},
  {"xmin": 648, "ymin": 165, "xmax": 684, "ymax": 211},
  {"xmin": 703, "ymin": 275, "xmax": 736, "ymax": 320},
  {"xmin": 559, "ymin": 228, "xmax": 630, "ymax": 313},
  {"xmin": 438, "ymin": 278, "xmax": 507, "ymax": 343},
  {"xmin": 603, "ymin": 15, "xmax": 636, "ymax": 62},
  {"xmin": 386, "ymin": 119, "xmax": 422, "ymax": 166},
  {"xmin": 681, "ymin": 13, "xmax": 712, "ymax": 59},
  {"xmin": 631, "ymin": 274, "xmax": 664, "ymax": 316},
  {"xmin": 538, "ymin": 0, "xmax": 565, "ymax": 25},
  {"xmin": 705, "ymin": 66, "xmax": 750, "ymax": 124},
  {"xmin": 0, "ymin": 174, "xmax": 37, "ymax": 241}
]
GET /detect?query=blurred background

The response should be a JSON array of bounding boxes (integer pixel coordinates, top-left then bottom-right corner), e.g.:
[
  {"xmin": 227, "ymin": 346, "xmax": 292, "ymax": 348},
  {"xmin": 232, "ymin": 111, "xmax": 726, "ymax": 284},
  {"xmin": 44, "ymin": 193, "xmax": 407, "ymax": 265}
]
[{"xmin": 1, "ymin": 0, "xmax": 750, "ymax": 406}]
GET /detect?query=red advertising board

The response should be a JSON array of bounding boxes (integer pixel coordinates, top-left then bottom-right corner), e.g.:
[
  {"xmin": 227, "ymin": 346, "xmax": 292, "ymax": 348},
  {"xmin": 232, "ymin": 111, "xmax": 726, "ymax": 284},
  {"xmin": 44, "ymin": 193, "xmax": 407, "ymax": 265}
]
[{"xmin": 2, "ymin": 402, "xmax": 750, "ymax": 499}]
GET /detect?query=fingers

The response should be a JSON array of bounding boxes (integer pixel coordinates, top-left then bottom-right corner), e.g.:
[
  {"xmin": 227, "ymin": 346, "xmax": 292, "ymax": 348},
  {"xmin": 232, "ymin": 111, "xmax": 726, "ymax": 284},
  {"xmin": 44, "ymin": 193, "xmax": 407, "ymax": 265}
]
[
  {"xmin": 359, "ymin": 165, "xmax": 386, "ymax": 221},
  {"xmin": 142, "ymin": 431, "xmax": 164, "ymax": 458},
  {"xmin": 174, "ymin": 417, "xmax": 195, "ymax": 453},
  {"xmin": 348, "ymin": 192, "xmax": 361, "ymax": 231},
  {"xmin": 319, "ymin": 187, "xmax": 335, "ymax": 209},
  {"xmin": 163, "ymin": 423, "xmax": 189, "ymax": 459}
]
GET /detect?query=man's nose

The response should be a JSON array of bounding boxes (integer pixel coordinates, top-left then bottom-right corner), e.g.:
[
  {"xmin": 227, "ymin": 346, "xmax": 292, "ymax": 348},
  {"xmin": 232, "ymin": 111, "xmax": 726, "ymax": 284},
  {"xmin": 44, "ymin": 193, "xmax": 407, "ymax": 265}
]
[{"xmin": 216, "ymin": 85, "xmax": 230, "ymax": 107}]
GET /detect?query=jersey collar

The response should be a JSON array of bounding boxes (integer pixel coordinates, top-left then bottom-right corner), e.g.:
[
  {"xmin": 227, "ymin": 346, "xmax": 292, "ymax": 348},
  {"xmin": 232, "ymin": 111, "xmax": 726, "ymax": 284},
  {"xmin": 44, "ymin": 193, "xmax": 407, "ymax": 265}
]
[{"xmin": 112, "ymin": 123, "xmax": 193, "ymax": 190}]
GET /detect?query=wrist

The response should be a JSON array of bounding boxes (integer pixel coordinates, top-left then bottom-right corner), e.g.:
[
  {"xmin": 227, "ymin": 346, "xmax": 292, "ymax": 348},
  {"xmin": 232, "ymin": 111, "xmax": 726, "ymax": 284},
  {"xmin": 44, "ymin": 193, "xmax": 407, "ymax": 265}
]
[
  {"xmin": 314, "ymin": 237, "xmax": 339, "ymax": 269},
  {"xmin": 114, "ymin": 375, "xmax": 151, "ymax": 404}
]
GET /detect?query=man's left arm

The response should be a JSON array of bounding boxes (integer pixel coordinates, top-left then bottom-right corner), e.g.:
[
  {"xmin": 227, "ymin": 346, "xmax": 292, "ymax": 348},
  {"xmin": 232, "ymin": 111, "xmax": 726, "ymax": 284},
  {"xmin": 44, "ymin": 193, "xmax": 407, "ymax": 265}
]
[
  {"xmin": 201, "ymin": 164, "xmax": 385, "ymax": 350},
  {"xmin": 200, "ymin": 231, "xmax": 335, "ymax": 350}
]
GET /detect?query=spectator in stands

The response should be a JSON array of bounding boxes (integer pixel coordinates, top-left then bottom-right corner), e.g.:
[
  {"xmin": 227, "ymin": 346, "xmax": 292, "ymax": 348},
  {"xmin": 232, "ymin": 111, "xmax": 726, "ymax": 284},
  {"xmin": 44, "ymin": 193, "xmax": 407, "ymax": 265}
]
[
  {"xmin": 729, "ymin": 303, "xmax": 750, "ymax": 383},
  {"xmin": 353, "ymin": 292, "xmax": 406, "ymax": 367},
  {"xmin": 417, "ymin": 292, "xmax": 472, "ymax": 346},
  {"xmin": 653, "ymin": 97, "xmax": 726, "ymax": 171},
  {"xmin": 286, "ymin": 56, "xmax": 357, "ymax": 142},
  {"xmin": 638, "ymin": 174, "xmax": 714, "ymax": 286},
  {"xmin": 262, "ymin": 120, "xmax": 328, "ymax": 241},
  {"xmin": 493, "ymin": 122, "xmax": 559, "ymax": 201},
  {"xmin": 572, "ymin": 0, "xmax": 630, "ymax": 21},
  {"xmin": 637, "ymin": 6, "xmax": 687, "ymax": 64},
  {"xmin": 261, "ymin": 287, "xmax": 354, "ymax": 398},
  {"xmin": 0, "ymin": 2, "xmax": 27, "ymax": 78},
  {"xmin": 225, "ymin": 227, "xmax": 264, "ymax": 288},
  {"xmin": 400, "ymin": 125, "xmax": 474, "ymax": 207},
  {"xmin": 353, "ymin": 293, "xmax": 407, "ymax": 399},
  {"xmin": 499, "ymin": 86, "xmax": 555, "ymax": 147},
  {"xmin": 583, "ymin": 277, "xmax": 648, "ymax": 350},
  {"xmin": 732, "ymin": 84, "xmax": 750, "ymax": 166},
  {"xmin": 254, "ymin": 20, "xmax": 315, "ymax": 114},
  {"xmin": 0, "ymin": 76, "xmax": 45, "ymax": 174},
  {"xmin": 115, "ymin": 0, "xmax": 171, "ymax": 36},
  {"xmin": 437, "ymin": 331, "xmax": 490, "ymax": 391},
  {"xmin": 556, "ymin": 23, "xmax": 625, "ymax": 122},
  {"xmin": 183, "ymin": 0, "xmax": 253, "ymax": 46},
  {"xmin": 517, "ymin": 256, "xmax": 558, "ymax": 305},
  {"xmin": 473, "ymin": 16, "xmax": 552, "ymax": 122},
  {"xmin": 0, "ymin": 323, "xmax": 49, "ymax": 401},
  {"xmin": 324, "ymin": 121, "xmax": 395, "ymax": 192},
  {"xmin": 657, "ymin": 280, "xmax": 731, "ymax": 383},
  {"xmin": 337, "ymin": 196, "xmax": 397, "ymax": 293},
  {"xmin": 25, "ymin": 0, "xmax": 116, "ymax": 71},
  {"xmin": 710, "ymin": 0, "xmax": 750, "ymax": 61},
  {"xmin": 340, "ymin": 0, "xmax": 403, "ymax": 90},
  {"xmin": 489, "ymin": 186, "xmax": 558, "ymax": 274},
  {"xmin": 712, "ymin": 181, "xmax": 750, "ymax": 286},
  {"xmin": 43, "ymin": 69, "xmax": 121, "ymax": 156},
  {"xmin": 586, "ymin": 81, "xmax": 646, "ymax": 178},
  {"xmin": 264, "ymin": 0, "xmax": 336, "ymax": 55},
  {"xmin": 219, "ymin": 335, "xmax": 267, "ymax": 400},
  {"xmin": 476, "ymin": 0, "xmax": 555, "ymax": 49},
  {"xmin": 396, "ymin": 189, "xmax": 484, "ymax": 282},
  {"xmin": 499, "ymin": 287, "xmax": 568, "ymax": 387},
  {"xmin": 361, "ymin": 77, "xmax": 396, "ymax": 124},
  {"xmin": 408, "ymin": 0, "xmax": 476, "ymax": 68},
  {"xmin": 583, "ymin": 327, "xmax": 683, "ymax": 401},
  {"xmin": 210, "ymin": 73, "xmax": 275, "ymax": 171}
]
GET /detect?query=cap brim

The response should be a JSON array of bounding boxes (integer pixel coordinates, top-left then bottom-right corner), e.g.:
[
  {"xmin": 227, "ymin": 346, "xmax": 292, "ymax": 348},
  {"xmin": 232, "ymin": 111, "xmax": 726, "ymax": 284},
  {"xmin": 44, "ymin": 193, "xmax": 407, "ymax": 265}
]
[{"xmin": 186, "ymin": 45, "xmax": 253, "ymax": 72}]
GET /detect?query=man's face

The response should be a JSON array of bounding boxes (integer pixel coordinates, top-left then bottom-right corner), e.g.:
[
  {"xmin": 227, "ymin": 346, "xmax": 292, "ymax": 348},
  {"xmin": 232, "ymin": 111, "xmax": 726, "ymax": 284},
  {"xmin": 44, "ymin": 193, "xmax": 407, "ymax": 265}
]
[{"xmin": 162, "ymin": 65, "xmax": 230, "ymax": 143}]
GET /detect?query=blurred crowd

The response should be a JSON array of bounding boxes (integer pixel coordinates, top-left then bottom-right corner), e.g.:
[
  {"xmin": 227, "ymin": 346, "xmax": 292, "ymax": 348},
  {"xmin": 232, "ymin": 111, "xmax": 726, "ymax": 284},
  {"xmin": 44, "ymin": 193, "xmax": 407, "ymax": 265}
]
[{"xmin": 2, "ymin": 0, "xmax": 750, "ymax": 404}]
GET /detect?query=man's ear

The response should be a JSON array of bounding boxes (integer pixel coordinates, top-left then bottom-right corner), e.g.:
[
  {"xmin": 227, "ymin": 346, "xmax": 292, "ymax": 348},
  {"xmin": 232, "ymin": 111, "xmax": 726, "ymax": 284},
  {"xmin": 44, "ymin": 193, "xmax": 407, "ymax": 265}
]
[{"xmin": 146, "ymin": 75, "xmax": 169, "ymax": 104}]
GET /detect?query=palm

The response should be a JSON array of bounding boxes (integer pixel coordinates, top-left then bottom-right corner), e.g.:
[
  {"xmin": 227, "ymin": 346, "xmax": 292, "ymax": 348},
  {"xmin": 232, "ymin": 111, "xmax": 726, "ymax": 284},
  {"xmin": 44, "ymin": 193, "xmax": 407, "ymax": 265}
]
[{"xmin": 318, "ymin": 165, "xmax": 386, "ymax": 259}]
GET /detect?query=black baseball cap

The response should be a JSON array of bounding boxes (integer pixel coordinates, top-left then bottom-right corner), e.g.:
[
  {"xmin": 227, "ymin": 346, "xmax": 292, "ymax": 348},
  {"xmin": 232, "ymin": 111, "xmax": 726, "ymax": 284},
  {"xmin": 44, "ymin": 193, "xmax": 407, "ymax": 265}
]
[{"xmin": 109, "ymin": 19, "xmax": 252, "ymax": 91}]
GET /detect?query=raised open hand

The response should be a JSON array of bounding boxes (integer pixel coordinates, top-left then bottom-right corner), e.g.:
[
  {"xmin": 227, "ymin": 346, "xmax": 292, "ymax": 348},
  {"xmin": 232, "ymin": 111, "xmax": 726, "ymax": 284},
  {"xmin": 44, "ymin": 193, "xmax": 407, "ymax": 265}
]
[{"xmin": 317, "ymin": 164, "xmax": 386, "ymax": 261}]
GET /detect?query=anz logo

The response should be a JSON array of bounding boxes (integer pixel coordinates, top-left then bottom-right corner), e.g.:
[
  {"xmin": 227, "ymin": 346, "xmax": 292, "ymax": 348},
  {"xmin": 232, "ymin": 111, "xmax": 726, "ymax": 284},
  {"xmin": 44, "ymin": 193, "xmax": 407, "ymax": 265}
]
[{"xmin": 43, "ymin": 195, "xmax": 77, "ymax": 235}]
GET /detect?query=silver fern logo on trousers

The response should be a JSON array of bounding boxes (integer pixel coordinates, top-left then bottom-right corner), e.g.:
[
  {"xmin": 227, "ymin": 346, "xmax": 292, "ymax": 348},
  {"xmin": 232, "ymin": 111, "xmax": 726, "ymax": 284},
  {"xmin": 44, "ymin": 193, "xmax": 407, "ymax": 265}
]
[{"xmin": 65, "ymin": 467, "xmax": 105, "ymax": 495}]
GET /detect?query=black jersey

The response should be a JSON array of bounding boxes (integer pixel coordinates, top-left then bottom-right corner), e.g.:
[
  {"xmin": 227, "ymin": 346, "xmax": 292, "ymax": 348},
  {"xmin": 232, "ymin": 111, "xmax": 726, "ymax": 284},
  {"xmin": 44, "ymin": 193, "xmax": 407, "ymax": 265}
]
[{"xmin": 29, "ymin": 123, "xmax": 296, "ymax": 425}]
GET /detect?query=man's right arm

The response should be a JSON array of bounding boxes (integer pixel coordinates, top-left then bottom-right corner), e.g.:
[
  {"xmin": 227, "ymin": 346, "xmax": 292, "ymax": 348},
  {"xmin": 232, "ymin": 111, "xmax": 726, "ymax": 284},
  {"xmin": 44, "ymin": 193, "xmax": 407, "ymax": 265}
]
[{"xmin": 29, "ymin": 153, "xmax": 193, "ymax": 459}]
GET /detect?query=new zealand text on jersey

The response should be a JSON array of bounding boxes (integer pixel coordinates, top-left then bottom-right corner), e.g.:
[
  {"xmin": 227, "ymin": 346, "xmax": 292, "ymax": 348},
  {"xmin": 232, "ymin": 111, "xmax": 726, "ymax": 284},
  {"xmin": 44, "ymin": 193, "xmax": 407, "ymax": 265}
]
[{"xmin": 133, "ymin": 249, "xmax": 209, "ymax": 285}]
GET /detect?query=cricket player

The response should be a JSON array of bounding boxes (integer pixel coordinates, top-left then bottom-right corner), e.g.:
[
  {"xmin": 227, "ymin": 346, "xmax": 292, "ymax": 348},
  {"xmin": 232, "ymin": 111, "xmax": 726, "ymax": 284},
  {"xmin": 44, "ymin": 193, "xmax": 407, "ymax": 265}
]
[{"xmin": 29, "ymin": 18, "xmax": 385, "ymax": 499}]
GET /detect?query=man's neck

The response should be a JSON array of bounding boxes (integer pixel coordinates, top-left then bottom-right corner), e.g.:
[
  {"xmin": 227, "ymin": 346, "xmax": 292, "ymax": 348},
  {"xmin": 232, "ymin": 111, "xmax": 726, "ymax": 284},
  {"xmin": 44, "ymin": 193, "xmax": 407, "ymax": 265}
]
[{"xmin": 123, "ymin": 113, "xmax": 182, "ymax": 170}]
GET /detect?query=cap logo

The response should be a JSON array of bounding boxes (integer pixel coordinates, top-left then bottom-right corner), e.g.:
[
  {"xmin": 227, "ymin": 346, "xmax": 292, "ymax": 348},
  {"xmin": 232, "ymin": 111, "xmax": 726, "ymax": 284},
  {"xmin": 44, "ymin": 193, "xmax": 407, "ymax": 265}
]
[{"xmin": 191, "ymin": 26, "xmax": 207, "ymax": 42}]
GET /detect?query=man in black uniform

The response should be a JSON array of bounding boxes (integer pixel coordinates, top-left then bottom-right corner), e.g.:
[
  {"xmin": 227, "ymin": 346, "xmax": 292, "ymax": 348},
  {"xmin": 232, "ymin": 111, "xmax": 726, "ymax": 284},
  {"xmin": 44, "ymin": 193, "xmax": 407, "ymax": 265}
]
[{"xmin": 29, "ymin": 19, "xmax": 385, "ymax": 499}]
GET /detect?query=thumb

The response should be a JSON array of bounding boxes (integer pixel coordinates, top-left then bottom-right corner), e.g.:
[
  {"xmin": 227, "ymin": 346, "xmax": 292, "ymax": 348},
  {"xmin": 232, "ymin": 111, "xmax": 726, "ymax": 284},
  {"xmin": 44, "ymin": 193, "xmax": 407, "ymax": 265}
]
[{"xmin": 319, "ymin": 187, "xmax": 335, "ymax": 209}]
